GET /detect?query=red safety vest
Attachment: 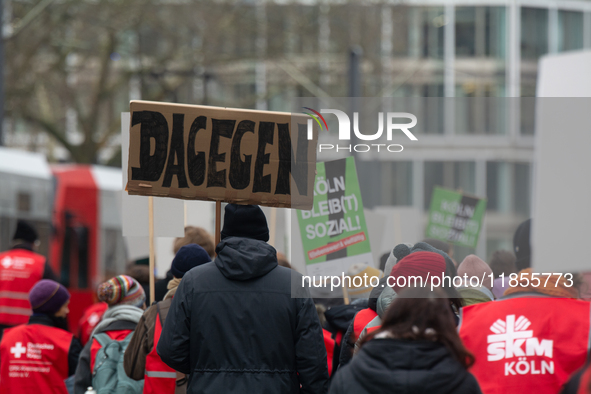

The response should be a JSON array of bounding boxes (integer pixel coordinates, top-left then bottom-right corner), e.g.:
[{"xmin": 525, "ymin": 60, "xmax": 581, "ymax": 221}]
[
  {"xmin": 143, "ymin": 307, "xmax": 176, "ymax": 394},
  {"xmin": 352, "ymin": 308, "xmax": 378, "ymax": 342},
  {"xmin": 0, "ymin": 323, "xmax": 73, "ymax": 394},
  {"xmin": 90, "ymin": 329, "xmax": 133, "ymax": 371},
  {"xmin": 78, "ymin": 302, "xmax": 108, "ymax": 346},
  {"xmin": 0, "ymin": 249, "xmax": 45, "ymax": 326},
  {"xmin": 459, "ymin": 297, "xmax": 591, "ymax": 394},
  {"xmin": 323, "ymin": 328, "xmax": 343, "ymax": 377}
]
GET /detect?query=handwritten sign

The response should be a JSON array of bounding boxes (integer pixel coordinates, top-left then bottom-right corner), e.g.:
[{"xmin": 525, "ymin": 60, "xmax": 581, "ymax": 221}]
[{"xmin": 126, "ymin": 101, "xmax": 318, "ymax": 209}]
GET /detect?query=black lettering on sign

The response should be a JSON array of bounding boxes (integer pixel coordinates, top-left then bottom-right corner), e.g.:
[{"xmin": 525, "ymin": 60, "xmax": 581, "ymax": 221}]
[
  {"xmin": 162, "ymin": 114, "xmax": 189, "ymax": 188},
  {"xmin": 252, "ymin": 122, "xmax": 274, "ymax": 193},
  {"xmin": 275, "ymin": 123, "xmax": 309, "ymax": 196},
  {"xmin": 229, "ymin": 120, "xmax": 255, "ymax": 190},
  {"xmin": 207, "ymin": 119, "xmax": 235, "ymax": 188},
  {"xmin": 187, "ymin": 116, "xmax": 207, "ymax": 186},
  {"xmin": 131, "ymin": 111, "xmax": 168, "ymax": 181}
]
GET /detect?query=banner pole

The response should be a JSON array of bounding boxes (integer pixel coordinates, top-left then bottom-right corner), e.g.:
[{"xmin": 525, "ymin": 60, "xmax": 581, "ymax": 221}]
[
  {"xmin": 215, "ymin": 201, "xmax": 222, "ymax": 253},
  {"xmin": 269, "ymin": 208, "xmax": 277, "ymax": 247},
  {"xmin": 342, "ymin": 284, "xmax": 350, "ymax": 305},
  {"xmin": 148, "ymin": 196, "xmax": 155, "ymax": 305}
]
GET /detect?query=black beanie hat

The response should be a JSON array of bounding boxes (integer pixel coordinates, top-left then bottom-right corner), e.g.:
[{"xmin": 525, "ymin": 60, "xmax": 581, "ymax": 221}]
[
  {"xmin": 171, "ymin": 244, "xmax": 212, "ymax": 278},
  {"xmin": 513, "ymin": 218, "xmax": 532, "ymax": 271},
  {"xmin": 221, "ymin": 204, "xmax": 269, "ymax": 242},
  {"xmin": 13, "ymin": 220, "xmax": 38, "ymax": 244}
]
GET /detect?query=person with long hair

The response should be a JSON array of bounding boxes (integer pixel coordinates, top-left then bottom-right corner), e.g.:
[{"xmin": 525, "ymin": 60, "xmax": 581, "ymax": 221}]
[{"xmin": 329, "ymin": 287, "xmax": 482, "ymax": 394}]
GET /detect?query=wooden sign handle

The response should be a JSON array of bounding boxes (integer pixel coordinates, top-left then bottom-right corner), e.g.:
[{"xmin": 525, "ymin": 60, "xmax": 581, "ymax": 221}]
[
  {"xmin": 342, "ymin": 284, "xmax": 350, "ymax": 305},
  {"xmin": 268, "ymin": 208, "xmax": 277, "ymax": 247},
  {"xmin": 215, "ymin": 201, "xmax": 222, "ymax": 255},
  {"xmin": 148, "ymin": 196, "xmax": 155, "ymax": 305}
]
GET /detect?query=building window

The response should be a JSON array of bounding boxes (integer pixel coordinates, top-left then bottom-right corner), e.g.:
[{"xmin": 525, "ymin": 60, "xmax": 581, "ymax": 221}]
[
  {"xmin": 456, "ymin": 6, "xmax": 506, "ymax": 58},
  {"xmin": 357, "ymin": 161, "xmax": 413, "ymax": 208},
  {"xmin": 558, "ymin": 10, "xmax": 583, "ymax": 52},
  {"xmin": 521, "ymin": 7, "xmax": 548, "ymax": 60},
  {"xmin": 17, "ymin": 192, "xmax": 31, "ymax": 213},
  {"xmin": 407, "ymin": 7, "xmax": 444, "ymax": 59},
  {"xmin": 424, "ymin": 161, "xmax": 475, "ymax": 210},
  {"xmin": 486, "ymin": 161, "xmax": 531, "ymax": 216}
]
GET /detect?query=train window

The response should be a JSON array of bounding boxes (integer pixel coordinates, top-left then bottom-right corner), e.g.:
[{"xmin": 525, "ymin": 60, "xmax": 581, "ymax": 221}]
[
  {"xmin": 59, "ymin": 211, "xmax": 91, "ymax": 290},
  {"xmin": 76, "ymin": 226, "xmax": 89, "ymax": 289},
  {"xmin": 17, "ymin": 193, "xmax": 31, "ymax": 213},
  {"xmin": 60, "ymin": 220, "xmax": 73, "ymax": 288}
]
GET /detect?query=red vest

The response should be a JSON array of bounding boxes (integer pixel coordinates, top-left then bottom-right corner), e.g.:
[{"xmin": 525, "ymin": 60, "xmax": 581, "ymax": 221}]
[
  {"xmin": 323, "ymin": 328, "xmax": 343, "ymax": 377},
  {"xmin": 0, "ymin": 249, "xmax": 45, "ymax": 326},
  {"xmin": 90, "ymin": 329, "xmax": 133, "ymax": 371},
  {"xmin": 78, "ymin": 302, "xmax": 108, "ymax": 346},
  {"xmin": 143, "ymin": 308, "xmax": 176, "ymax": 394},
  {"xmin": 459, "ymin": 297, "xmax": 591, "ymax": 394},
  {"xmin": 0, "ymin": 324, "xmax": 73, "ymax": 394},
  {"xmin": 352, "ymin": 308, "xmax": 378, "ymax": 342}
]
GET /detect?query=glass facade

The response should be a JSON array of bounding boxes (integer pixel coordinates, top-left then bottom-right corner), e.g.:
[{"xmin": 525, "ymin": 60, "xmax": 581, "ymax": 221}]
[{"xmin": 83, "ymin": 0, "xmax": 591, "ymax": 263}]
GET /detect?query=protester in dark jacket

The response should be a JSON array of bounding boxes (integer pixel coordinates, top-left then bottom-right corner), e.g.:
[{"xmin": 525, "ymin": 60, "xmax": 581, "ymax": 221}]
[
  {"xmin": 329, "ymin": 287, "xmax": 482, "ymax": 394},
  {"xmin": 124, "ymin": 244, "xmax": 212, "ymax": 394},
  {"xmin": 154, "ymin": 226, "xmax": 215, "ymax": 302},
  {"xmin": 157, "ymin": 204, "xmax": 329, "ymax": 394},
  {"xmin": 74, "ymin": 275, "xmax": 146, "ymax": 394}
]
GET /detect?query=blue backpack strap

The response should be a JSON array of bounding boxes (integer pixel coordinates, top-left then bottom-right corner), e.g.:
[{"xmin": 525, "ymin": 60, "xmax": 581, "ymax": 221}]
[{"xmin": 93, "ymin": 332, "xmax": 113, "ymax": 347}]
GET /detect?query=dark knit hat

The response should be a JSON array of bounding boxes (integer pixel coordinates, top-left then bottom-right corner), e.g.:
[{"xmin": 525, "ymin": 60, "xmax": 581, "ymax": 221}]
[
  {"xmin": 29, "ymin": 279, "xmax": 70, "ymax": 315},
  {"xmin": 13, "ymin": 220, "xmax": 38, "ymax": 244},
  {"xmin": 513, "ymin": 219, "xmax": 531, "ymax": 271},
  {"xmin": 171, "ymin": 244, "xmax": 212, "ymax": 278},
  {"xmin": 389, "ymin": 251, "xmax": 446, "ymax": 292},
  {"xmin": 221, "ymin": 204, "xmax": 269, "ymax": 242}
]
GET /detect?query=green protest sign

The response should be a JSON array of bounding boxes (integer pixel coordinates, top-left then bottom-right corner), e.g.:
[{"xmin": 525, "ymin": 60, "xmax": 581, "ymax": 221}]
[
  {"xmin": 425, "ymin": 187, "xmax": 487, "ymax": 248},
  {"xmin": 297, "ymin": 157, "xmax": 372, "ymax": 277}
]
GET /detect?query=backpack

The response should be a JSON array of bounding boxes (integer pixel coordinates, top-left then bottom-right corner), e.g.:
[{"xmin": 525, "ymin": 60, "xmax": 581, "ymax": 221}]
[{"xmin": 92, "ymin": 332, "xmax": 144, "ymax": 394}]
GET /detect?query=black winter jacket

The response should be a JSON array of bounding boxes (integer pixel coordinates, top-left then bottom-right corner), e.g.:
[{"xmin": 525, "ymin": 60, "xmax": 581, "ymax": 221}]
[
  {"xmin": 329, "ymin": 338, "xmax": 482, "ymax": 394},
  {"xmin": 157, "ymin": 237, "xmax": 329, "ymax": 394}
]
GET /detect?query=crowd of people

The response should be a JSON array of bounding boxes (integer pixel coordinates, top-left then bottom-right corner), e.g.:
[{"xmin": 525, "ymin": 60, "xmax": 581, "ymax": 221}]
[{"xmin": 0, "ymin": 208, "xmax": 589, "ymax": 393}]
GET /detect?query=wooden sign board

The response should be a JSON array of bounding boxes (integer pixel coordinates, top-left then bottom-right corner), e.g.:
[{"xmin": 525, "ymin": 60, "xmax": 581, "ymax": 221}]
[{"xmin": 126, "ymin": 100, "xmax": 318, "ymax": 209}]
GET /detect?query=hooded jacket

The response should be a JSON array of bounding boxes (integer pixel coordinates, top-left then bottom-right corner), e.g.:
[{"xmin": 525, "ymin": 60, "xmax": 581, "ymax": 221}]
[
  {"xmin": 156, "ymin": 237, "xmax": 329, "ymax": 394},
  {"xmin": 329, "ymin": 338, "xmax": 482, "ymax": 394}
]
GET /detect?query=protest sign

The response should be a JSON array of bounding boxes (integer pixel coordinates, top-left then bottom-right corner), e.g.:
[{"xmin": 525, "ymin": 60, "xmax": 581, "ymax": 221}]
[
  {"xmin": 126, "ymin": 100, "xmax": 318, "ymax": 209},
  {"xmin": 297, "ymin": 157, "xmax": 372, "ymax": 277},
  {"xmin": 425, "ymin": 187, "xmax": 487, "ymax": 248}
]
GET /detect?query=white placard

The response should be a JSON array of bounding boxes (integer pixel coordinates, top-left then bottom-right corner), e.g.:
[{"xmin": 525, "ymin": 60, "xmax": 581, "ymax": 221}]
[
  {"xmin": 121, "ymin": 113, "xmax": 184, "ymax": 238},
  {"xmin": 532, "ymin": 98, "xmax": 591, "ymax": 273},
  {"xmin": 534, "ymin": 52, "xmax": 591, "ymax": 272}
]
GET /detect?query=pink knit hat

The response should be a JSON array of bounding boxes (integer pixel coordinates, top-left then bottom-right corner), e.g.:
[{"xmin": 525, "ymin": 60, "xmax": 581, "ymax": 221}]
[{"xmin": 457, "ymin": 255, "xmax": 493, "ymax": 290}]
